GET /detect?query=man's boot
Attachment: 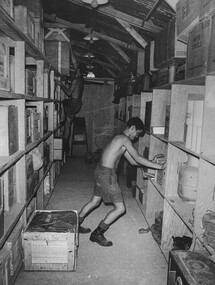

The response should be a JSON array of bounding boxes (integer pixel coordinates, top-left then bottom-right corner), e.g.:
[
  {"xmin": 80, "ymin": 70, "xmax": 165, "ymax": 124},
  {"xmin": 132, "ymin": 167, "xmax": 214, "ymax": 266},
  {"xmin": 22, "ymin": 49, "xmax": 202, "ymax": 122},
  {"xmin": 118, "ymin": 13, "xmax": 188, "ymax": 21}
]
[
  {"xmin": 79, "ymin": 216, "xmax": 91, "ymax": 234},
  {"xmin": 90, "ymin": 220, "xmax": 113, "ymax": 246}
]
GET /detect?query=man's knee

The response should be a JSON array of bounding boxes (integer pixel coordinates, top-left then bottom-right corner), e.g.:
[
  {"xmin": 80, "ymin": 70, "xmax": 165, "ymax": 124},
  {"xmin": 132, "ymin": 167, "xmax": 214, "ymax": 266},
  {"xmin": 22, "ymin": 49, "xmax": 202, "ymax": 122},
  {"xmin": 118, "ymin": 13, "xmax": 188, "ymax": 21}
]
[
  {"xmin": 91, "ymin": 196, "xmax": 101, "ymax": 207},
  {"xmin": 115, "ymin": 202, "xmax": 125, "ymax": 215}
]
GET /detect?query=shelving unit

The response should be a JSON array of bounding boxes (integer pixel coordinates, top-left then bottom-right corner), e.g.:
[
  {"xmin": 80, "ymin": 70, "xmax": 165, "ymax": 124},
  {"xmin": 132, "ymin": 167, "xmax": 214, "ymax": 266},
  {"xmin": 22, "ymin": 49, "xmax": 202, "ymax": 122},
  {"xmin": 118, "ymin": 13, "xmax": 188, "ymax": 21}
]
[
  {"xmin": 0, "ymin": 3, "xmax": 64, "ymax": 283},
  {"xmin": 135, "ymin": 75, "xmax": 215, "ymax": 260}
]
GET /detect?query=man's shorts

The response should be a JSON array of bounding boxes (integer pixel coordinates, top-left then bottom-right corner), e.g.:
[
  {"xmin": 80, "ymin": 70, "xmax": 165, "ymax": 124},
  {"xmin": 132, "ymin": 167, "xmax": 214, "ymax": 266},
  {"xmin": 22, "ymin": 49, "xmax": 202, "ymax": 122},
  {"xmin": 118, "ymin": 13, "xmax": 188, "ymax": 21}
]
[
  {"xmin": 94, "ymin": 164, "xmax": 123, "ymax": 204},
  {"xmin": 63, "ymin": 98, "xmax": 82, "ymax": 118}
]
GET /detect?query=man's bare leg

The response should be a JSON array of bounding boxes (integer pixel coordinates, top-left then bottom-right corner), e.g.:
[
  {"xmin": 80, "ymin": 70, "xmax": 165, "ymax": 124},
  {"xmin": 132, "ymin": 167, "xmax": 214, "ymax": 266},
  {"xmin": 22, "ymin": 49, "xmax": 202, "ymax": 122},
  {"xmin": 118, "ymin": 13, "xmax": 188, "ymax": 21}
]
[
  {"xmin": 90, "ymin": 201, "xmax": 126, "ymax": 246},
  {"xmin": 79, "ymin": 196, "xmax": 102, "ymax": 219},
  {"xmin": 79, "ymin": 196, "xmax": 101, "ymax": 234},
  {"xmin": 63, "ymin": 116, "xmax": 73, "ymax": 155}
]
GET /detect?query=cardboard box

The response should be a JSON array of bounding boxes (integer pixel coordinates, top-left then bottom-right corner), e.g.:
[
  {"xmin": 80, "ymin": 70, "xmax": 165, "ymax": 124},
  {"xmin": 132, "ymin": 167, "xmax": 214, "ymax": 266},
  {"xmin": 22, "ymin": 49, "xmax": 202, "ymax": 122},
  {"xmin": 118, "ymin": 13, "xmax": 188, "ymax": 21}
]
[
  {"xmin": 200, "ymin": 0, "xmax": 215, "ymax": 19},
  {"xmin": 0, "ymin": 247, "xmax": 10, "ymax": 285},
  {"xmin": 0, "ymin": 178, "xmax": 4, "ymax": 239},
  {"xmin": 22, "ymin": 210, "xmax": 78, "ymax": 271},
  {"xmin": 186, "ymin": 16, "xmax": 212, "ymax": 79},
  {"xmin": 176, "ymin": 0, "xmax": 201, "ymax": 43},
  {"xmin": 3, "ymin": 165, "xmax": 16, "ymax": 212},
  {"xmin": 0, "ymin": 105, "xmax": 19, "ymax": 156},
  {"xmin": 54, "ymin": 137, "xmax": 63, "ymax": 160},
  {"xmin": 0, "ymin": 0, "xmax": 14, "ymax": 18},
  {"xmin": 208, "ymin": 12, "xmax": 215, "ymax": 73},
  {"xmin": 18, "ymin": 0, "xmax": 43, "ymax": 20},
  {"xmin": 0, "ymin": 39, "xmax": 10, "ymax": 91},
  {"xmin": 6, "ymin": 219, "xmax": 23, "ymax": 278},
  {"xmin": 14, "ymin": 5, "xmax": 35, "ymax": 42},
  {"xmin": 167, "ymin": 18, "xmax": 187, "ymax": 61}
]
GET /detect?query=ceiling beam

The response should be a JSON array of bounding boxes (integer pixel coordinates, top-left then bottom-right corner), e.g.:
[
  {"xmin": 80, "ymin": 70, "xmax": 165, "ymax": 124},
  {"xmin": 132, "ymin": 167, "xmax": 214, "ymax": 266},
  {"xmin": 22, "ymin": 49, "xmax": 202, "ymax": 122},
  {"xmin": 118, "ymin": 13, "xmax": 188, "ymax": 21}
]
[
  {"xmin": 104, "ymin": 68, "xmax": 116, "ymax": 78},
  {"xmin": 66, "ymin": 0, "xmax": 161, "ymax": 33},
  {"xmin": 144, "ymin": 0, "xmax": 164, "ymax": 23},
  {"xmin": 116, "ymin": 18, "xmax": 147, "ymax": 49},
  {"xmin": 44, "ymin": 14, "xmax": 143, "ymax": 52},
  {"xmin": 70, "ymin": 40, "xmax": 123, "ymax": 69},
  {"xmin": 99, "ymin": 29, "xmax": 131, "ymax": 63},
  {"xmin": 108, "ymin": 42, "xmax": 130, "ymax": 63},
  {"xmin": 105, "ymin": 56, "xmax": 121, "ymax": 71}
]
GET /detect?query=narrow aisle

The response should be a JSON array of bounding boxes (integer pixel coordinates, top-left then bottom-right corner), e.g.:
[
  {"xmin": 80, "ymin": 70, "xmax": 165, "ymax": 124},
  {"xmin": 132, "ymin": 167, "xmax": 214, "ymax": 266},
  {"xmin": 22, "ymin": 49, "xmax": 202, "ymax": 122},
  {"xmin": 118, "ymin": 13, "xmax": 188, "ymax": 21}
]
[{"xmin": 15, "ymin": 157, "xmax": 168, "ymax": 285}]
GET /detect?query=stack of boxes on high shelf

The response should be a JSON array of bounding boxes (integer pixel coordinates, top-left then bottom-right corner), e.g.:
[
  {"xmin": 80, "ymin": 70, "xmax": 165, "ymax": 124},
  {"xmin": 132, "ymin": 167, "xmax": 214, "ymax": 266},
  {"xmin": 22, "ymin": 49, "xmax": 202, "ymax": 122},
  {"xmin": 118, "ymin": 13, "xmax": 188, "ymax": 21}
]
[
  {"xmin": 151, "ymin": 0, "xmax": 215, "ymax": 158},
  {"xmin": 177, "ymin": 0, "xmax": 215, "ymax": 155},
  {"xmin": 0, "ymin": 0, "xmax": 76, "ymax": 284},
  {"xmin": 151, "ymin": 0, "xmax": 215, "ymax": 88}
]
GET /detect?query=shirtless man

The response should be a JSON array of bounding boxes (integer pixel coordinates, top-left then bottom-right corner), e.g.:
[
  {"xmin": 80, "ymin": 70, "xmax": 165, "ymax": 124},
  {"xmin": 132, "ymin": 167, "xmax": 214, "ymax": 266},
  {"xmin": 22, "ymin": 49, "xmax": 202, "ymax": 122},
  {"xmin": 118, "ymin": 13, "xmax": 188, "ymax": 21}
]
[
  {"xmin": 78, "ymin": 117, "xmax": 166, "ymax": 247},
  {"xmin": 56, "ymin": 43, "xmax": 84, "ymax": 154}
]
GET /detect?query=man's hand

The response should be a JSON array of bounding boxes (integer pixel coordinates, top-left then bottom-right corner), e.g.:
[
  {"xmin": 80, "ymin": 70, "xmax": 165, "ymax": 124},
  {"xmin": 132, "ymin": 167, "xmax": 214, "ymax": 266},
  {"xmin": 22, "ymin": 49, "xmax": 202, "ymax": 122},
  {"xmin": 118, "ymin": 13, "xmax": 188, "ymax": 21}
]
[
  {"xmin": 159, "ymin": 160, "xmax": 166, "ymax": 170},
  {"xmin": 151, "ymin": 153, "xmax": 164, "ymax": 163}
]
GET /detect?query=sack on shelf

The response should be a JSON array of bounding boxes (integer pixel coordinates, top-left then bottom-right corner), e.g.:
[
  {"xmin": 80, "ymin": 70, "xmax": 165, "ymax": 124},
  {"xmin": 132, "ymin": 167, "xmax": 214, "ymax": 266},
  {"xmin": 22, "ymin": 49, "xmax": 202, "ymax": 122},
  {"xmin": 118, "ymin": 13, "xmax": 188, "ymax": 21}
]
[{"xmin": 31, "ymin": 148, "xmax": 43, "ymax": 171}]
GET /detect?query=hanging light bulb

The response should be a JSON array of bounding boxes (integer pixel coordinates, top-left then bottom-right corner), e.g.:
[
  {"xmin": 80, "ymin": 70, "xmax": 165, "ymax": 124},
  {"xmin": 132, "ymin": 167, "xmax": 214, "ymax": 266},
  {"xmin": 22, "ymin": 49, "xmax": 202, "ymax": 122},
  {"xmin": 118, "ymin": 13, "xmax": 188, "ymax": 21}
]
[
  {"xmin": 87, "ymin": 71, "xmax": 96, "ymax": 78},
  {"xmin": 84, "ymin": 33, "xmax": 99, "ymax": 43},
  {"xmin": 84, "ymin": 52, "xmax": 95, "ymax": 59}
]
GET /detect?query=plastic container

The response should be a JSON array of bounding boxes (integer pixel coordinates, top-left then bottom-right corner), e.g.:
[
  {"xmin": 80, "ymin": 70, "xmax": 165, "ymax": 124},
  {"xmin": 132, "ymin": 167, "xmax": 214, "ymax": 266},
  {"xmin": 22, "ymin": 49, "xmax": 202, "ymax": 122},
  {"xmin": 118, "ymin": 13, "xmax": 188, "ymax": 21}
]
[{"xmin": 177, "ymin": 156, "xmax": 199, "ymax": 203}]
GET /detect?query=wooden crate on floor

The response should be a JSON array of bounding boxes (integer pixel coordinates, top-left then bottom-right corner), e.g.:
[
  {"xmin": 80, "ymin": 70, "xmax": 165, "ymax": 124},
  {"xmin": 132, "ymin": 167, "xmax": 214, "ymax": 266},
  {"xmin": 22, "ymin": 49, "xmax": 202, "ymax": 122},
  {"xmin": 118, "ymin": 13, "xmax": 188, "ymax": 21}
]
[{"xmin": 22, "ymin": 210, "xmax": 78, "ymax": 271}]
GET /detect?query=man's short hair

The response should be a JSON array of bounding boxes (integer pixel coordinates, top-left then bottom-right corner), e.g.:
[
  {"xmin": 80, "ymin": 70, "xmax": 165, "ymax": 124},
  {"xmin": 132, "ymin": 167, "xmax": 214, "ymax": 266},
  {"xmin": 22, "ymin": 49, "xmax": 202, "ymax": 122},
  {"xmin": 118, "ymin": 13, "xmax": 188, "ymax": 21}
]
[{"xmin": 127, "ymin": 117, "xmax": 145, "ymax": 137}]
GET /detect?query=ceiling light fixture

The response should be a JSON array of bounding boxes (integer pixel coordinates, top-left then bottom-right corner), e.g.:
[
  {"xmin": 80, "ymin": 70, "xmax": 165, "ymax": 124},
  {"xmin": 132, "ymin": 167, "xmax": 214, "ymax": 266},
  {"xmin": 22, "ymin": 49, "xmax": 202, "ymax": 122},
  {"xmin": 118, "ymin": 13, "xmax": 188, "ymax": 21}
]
[
  {"xmin": 86, "ymin": 64, "xmax": 94, "ymax": 70},
  {"xmin": 84, "ymin": 52, "xmax": 95, "ymax": 59},
  {"xmin": 82, "ymin": 0, "xmax": 108, "ymax": 9},
  {"xmin": 84, "ymin": 33, "xmax": 99, "ymax": 44},
  {"xmin": 87, "ymin": 71, "xmax": 96, "ymax": 78}
]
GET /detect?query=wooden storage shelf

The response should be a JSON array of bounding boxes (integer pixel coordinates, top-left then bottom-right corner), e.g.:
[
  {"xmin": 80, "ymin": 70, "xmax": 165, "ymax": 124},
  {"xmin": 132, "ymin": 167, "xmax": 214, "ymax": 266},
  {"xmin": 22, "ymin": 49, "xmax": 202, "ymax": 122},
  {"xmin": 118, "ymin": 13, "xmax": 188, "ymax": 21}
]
[
  {"xmin": 0, "ymin": 203, "xmax": 25, "ymax": 248},
  {"xmin": 152, "ymin": 134, "xmax": 169, "ymax": 143},
  {"xmin": 25, "ymin": 132, "xmax": 51, "ymax": 154},
  {"xmin": 0, "ymin": 2, "xmax": 63, "ymax": 281},
  {"xmin": 201, "ymin": 76, "xmax": 215, "ymax": 158},
  {"xmin": 151, "ymin": 89, "xmax": 171, "ymax": 129},
  {"xmin": 166, "ymin": 196, "xmax": 194, "ymax": 232},
  {"xmin": 150, "ymin": 178, "xmax": 165, "ymax": 198},
  {"xmin": 145, "ymin": 180, "xmax": 164, "ymax": 226},
  {"xmin": 132, "ymin": 93, "xmax": 152, "ymax": 215},
  {"xmin": 0, "ymin": 7, "xmax": 59, "ymax": 74},
  {"xmin": 169, "ymin": 84, "xmax": 205, "ymax": 152},
  {"xmin": 138, "ymin": 72, "xmax": 215, "ymax": 258},
  {"xmin": 170, "ymin": 141, "xmax": 201, "ymax": 158},
  {"xmin": 201, "ymin": 154, "xmax": 215, "ymax": 166},
  {"xmin": 161, "ymin": 200, "xmax": 193, "ymax": 257},
  {"xmin": 0, "ymin": 90, "xmax": 25, "ymax": 99},
  {"xmin": 0, "ymin": 151, "xmax": 24, "ymax": 175}
]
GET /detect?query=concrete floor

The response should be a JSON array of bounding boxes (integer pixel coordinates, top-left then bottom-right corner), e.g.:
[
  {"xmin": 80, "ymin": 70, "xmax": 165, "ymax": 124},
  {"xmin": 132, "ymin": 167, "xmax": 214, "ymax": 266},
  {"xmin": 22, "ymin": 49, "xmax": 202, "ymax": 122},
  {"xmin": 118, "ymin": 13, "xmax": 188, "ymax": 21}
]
[{"xmin": 15, "ymin": 157, "xmax": 168, "ymax": 285}]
